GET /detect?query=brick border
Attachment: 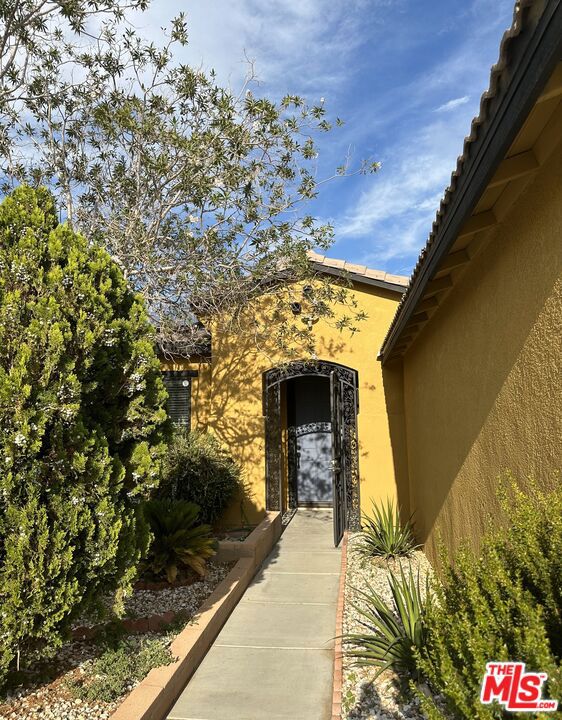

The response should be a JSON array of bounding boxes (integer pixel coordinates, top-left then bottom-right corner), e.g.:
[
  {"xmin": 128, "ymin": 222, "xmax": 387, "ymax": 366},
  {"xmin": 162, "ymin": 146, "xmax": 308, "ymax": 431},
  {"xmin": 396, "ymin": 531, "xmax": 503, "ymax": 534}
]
[
  {"xmin": 332, "ymin": 531, "xmax": 348, "ymax": 720},
  {"xmin": 109, "ymin": 511, "xmax": 282, "ymax": 720}
]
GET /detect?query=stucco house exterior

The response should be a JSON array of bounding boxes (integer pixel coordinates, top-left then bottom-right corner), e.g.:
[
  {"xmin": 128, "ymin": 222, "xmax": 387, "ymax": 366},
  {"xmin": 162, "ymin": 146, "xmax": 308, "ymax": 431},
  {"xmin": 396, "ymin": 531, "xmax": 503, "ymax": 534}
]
[
  {"xmin": 162, "ymin": 0, "xmax": 562, "ymax": 558},
  {"xmin": 162, "ymin": 262, "xmax": 409, "ymax": 545},
  {"xmin": 379, "ymin": 0, "xmax": 562, "ymax": 559}
]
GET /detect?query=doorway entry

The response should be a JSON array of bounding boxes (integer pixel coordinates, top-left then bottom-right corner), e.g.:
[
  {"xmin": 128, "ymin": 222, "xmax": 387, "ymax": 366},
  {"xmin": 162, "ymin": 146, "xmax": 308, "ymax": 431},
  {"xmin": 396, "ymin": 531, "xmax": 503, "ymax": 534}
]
[
  {"xmin": 263, "ymin": 360, "xmax": 360, "ymax": 545},
  {"xmin": 287, "ymin": 376, "xmax": 333, "ymax": 507}
]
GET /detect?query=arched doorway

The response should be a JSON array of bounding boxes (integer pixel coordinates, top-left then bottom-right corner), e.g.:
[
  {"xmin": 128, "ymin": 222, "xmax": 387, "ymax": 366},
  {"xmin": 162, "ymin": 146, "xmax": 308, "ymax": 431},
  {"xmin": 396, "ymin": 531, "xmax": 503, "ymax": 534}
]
[{"xmin": 263, "ymin": 360, "xmax": 360, "ymax": 545}]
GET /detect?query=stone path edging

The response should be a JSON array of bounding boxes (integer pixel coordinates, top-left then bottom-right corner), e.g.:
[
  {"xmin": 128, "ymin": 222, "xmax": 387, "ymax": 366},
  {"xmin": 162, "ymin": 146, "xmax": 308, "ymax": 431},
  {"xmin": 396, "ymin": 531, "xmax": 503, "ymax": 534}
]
[
  {"xmin": 109, "ymin": 511, "xmax": 282, "ymax": 720},
  {"xmin": 214, "ymin": 510, "xmax": 282, "ymax": 567},
  {"xmin": 332, "ymin": 531, "xmax": 348, "ymax": 720}
]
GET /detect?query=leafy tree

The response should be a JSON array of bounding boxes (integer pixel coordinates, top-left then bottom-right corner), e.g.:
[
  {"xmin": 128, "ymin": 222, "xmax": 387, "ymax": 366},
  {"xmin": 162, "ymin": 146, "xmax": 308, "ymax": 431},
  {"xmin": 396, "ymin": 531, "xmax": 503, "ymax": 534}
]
[
  {"xmin": 1, "ymin": 12, "xmax": 375, "ymax": 357},
  {"xmin": 0, "ymin": 1, "xmax": 147, "ymax": 120},
  {"xmin": 0, "ymin": 185, "xmax": 168, "ymax": 682}
]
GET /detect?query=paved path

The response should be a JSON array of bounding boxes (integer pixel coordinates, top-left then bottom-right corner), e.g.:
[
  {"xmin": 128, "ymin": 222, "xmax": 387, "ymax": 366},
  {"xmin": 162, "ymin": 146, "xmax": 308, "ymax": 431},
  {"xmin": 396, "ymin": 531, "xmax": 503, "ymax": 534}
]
[{"xmin": 168, "ymin": 509, "xmax": 341, "ymax": 720}]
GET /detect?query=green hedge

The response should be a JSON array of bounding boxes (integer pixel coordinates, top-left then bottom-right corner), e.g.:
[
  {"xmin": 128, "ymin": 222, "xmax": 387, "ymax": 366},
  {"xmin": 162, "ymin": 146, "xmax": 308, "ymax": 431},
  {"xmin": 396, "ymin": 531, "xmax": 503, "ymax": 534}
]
[{"xmin": 0, "ymin": 186, "xmax": 169, "ymax": 683}]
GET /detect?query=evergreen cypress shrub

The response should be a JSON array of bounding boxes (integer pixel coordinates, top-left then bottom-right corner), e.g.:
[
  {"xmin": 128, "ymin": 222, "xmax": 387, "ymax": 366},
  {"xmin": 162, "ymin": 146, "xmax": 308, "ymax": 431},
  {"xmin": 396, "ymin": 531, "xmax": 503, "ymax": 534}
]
[
  {"xmin": 158, "ymin": 430, "xmax": 240, "ymax": 525},
  {"xmin": 413, "ymin": 479, "xmax": 562, "ymax": 719},
  {"xmin": 0, "ymin": 186, "xmax": 169, "ymax": 682}
]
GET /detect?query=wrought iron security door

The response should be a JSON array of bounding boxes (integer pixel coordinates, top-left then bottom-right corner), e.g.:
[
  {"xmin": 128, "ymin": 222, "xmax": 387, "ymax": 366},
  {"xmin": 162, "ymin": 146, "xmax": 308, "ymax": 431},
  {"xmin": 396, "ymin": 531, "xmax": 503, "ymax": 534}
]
[
  {"xmin": 263, "ymin": 360, "xmax": 360, "ymax": 543},
  {"xmin": 330, "ymin": 370, "xmax": 346, "ymax": 546}
]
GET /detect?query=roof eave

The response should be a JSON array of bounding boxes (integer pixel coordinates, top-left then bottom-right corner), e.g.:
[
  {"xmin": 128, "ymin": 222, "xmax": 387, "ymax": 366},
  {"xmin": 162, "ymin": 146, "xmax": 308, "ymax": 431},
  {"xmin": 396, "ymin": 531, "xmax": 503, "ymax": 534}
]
[
  {"xmin": 379, "ymin": 0, "xmax": 562, "ymax": 364},
  {"xmin": 312, "ymin": 263, "xmax": 408, "ymax": 294}
]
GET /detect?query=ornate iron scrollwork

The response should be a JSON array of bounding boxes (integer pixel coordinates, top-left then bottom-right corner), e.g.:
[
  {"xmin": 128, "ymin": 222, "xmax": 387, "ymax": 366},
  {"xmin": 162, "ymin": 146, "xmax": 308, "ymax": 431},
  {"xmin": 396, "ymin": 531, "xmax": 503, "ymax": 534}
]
[
  {"xmin": 287, "ymin": 426, "xmax": 298, "ymax": 509},
  {"xmin": 342, "ymin": 382, "xmax": 360, "ymax": 530},
  {"xmin": 264, "ymin": 382, "xmax": 282, "ymax": 511},
  {"xmin": 295, "ymin": 421, "xmax": 332, "ymax": 436},
  {"xmin": 263, "ymin": 360, "xmax": 360, "ymax": 529}
]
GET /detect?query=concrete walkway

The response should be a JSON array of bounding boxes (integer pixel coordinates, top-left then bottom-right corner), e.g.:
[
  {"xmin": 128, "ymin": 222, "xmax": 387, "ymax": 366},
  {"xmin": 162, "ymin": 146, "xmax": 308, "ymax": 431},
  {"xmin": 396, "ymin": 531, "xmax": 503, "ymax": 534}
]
[{"xmin": 168, "ymin": 509, "xmax": 341, "ymax": 720}]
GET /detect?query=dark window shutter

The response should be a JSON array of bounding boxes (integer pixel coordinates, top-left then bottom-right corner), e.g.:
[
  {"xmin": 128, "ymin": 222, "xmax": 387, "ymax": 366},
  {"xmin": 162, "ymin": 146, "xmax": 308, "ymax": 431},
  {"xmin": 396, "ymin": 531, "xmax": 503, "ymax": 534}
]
[{"xmin": 162, "ymin": 371, "xmax": 193, "ymax": 428}]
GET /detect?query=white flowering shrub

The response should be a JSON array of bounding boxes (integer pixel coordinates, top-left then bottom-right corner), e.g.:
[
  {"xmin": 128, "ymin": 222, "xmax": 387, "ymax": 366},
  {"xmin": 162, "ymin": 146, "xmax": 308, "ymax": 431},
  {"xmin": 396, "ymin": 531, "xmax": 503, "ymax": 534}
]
[{"xmin": 0, "ymin": 186, "xmax": 169, "ymax": 683}]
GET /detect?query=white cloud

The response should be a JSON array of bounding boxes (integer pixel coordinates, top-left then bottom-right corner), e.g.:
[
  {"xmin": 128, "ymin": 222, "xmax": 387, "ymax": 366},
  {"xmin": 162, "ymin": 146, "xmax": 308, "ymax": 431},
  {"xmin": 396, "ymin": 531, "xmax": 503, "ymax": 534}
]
[
  {"xmin": 329, "ymin": 96, "xmax": 482, "ymax": 272},
  {"xmin": 128, "ymin": 0, "xmax": 369, "ymax": 95},
  {"xmin": 326, "ymin": 0, "xmax": 515, "ymax": 273},
  {"xmin": 435, "ymin": 95, "xmax": 470, "ymax": 112}
]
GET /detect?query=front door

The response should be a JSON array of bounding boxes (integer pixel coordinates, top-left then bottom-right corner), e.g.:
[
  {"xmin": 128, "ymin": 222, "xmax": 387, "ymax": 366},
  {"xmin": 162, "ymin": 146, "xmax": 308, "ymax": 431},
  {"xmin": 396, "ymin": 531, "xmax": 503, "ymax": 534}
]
[
  {"xmin": 288, "ymin": 376, "xmax": 333, "ymax": 506},
  {"xmin": 330, "ymin": 371, "xmax": 346, "ymax": 546},
  {"xmin": 295, "ymin": 424, "xmax": 333, "ymax": 505}
]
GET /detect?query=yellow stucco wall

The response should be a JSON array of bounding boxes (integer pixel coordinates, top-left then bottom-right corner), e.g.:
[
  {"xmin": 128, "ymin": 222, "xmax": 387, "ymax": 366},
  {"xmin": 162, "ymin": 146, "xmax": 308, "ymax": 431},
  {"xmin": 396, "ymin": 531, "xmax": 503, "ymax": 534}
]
[
  {"xmin": 400, "ymin": 143, "xmax": 562, "ymax": 561},
  {"xmin": 163, "ymin": 282, "xmax": 405, "ymax": 528}
]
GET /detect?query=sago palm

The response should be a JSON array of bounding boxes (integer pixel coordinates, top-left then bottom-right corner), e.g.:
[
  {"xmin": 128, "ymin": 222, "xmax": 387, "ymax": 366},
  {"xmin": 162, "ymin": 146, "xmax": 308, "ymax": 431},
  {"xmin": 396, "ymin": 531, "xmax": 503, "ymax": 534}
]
[{"xmin": 142, "ymin": 499, "xmax": 217, "ymax": 583}]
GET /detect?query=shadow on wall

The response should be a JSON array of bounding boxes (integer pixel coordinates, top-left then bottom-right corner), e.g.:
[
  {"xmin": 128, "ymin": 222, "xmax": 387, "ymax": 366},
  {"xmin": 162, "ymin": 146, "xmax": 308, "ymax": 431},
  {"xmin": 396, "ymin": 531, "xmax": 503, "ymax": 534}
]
[
  {"xmin": 383, "ymin": 156, "xmax": 562, "ymax": 560},
  {"xmin": 381, "ymin": 359, "xmax": 411, "ymax": 522},
  {"xmin": 190, "ymin": 327, "xmax": 267, "ymax": 529},
  {"xmin": 188, "ymin": 278, "xmax": 408, "ymax": 530},
  {"xmin": 191, "ymin": 321, "xmax": 364, "ymax": 526},
  {"xmin": 194, "ymin": 303, "xmax": 364, "ymax": 527}
]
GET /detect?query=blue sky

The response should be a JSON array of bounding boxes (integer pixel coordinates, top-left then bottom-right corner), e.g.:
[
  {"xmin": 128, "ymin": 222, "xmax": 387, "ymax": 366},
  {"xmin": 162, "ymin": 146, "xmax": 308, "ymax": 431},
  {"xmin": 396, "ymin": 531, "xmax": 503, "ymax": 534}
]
[{"xmin": 132, "ymin": 0, "xmax": 516, "ymax": 276}]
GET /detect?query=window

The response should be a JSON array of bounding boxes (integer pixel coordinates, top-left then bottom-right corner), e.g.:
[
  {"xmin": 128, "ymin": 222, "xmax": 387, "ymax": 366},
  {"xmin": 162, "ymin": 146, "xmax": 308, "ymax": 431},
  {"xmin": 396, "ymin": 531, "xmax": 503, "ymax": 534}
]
[{"xmin": 162, "ymin": 370, "xmax": 196, "ymax": 428}]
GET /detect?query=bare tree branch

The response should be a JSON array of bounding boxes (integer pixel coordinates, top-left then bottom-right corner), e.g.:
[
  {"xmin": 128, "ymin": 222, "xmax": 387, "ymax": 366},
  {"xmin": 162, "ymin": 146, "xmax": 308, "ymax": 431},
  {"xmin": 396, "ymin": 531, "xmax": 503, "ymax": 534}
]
[{"xmin": 1, "ymin": 9, "xmax": 376, "ymax": 358}]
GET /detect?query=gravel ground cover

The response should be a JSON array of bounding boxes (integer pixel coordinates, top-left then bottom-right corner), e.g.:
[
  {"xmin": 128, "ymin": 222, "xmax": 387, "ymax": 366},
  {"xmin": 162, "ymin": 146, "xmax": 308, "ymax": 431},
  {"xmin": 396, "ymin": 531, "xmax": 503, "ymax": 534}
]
[
  {"xmin": 216, "ymin": 525, "xmax": 256, "ymax": 542},
  {"xmin": 342, "ymin": 533, "xmax": 433, "ymax": 720},
  {"xmin": 0, "ymin": 561, "xmax": 232, "ymax": 720},
  {"xmin": 74, "ymin": 561, "xmax": 232, "ymax": 628},
  {"xmin": 125, "ymin": 562, "xmax": 230, "ymax": 618}
]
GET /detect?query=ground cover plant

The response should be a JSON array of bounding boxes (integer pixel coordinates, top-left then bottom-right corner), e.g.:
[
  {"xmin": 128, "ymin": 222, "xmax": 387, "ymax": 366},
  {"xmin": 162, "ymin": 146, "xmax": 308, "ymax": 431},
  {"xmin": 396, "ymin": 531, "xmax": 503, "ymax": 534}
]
[
  {"xmin": 0, "ymin": 560, "xmax": 233, "ymax": 717},
  {"xmin": 0, "ymin": 186, "xmax": 168, "ymax": 685},
  {"xmin": 68, "ymin": 632, "xmax": 174, "ymax": 703}
]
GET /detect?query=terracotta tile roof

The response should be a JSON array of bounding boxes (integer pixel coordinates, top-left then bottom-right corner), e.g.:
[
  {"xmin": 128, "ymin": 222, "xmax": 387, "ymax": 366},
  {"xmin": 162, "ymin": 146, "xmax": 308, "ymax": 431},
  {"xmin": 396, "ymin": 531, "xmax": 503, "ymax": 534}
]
[
  {"xmin": 307, "ymin": 251, "xmax": 409, "ymax": 290},
  {"xmin": 380, "ymin": 0, "xmax": 553, "ymax": 358}
]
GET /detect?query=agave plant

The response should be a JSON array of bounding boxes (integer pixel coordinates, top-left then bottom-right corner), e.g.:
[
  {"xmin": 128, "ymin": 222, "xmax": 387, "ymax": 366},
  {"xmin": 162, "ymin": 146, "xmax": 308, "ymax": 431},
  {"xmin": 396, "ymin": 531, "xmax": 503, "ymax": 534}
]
[
  {"xmin": 142, "ymin": 499, "xmax": 217, "ymax": 583},
  {"xmin": 358, "ymin": 498, "xmax": 419, "ymax": 558},
  {"xmin": 344, "ymin": 566, "xmax": 427, "ymax": 679}
]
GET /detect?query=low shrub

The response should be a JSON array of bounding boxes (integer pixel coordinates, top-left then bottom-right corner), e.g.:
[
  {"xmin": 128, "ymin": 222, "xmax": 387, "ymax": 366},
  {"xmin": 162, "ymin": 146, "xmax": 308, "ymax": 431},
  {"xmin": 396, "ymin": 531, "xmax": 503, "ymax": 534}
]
[
  {"xmin": 358, "ymin": 498, "xmax": 419, "ymax": 558},
  {"xmin": 69, "ymin": 634, "xmax": 173, "ymax": 703},
  {"xmin": 413, "ymin": 478, "xmax": 562, "ymax": 719},
  {"xmin": 142, "ymin": 499, "xmax": 217, "ymax": 582},
  {"xmin": 496, "ymin": 477, "xmax": 562, "ymax": 658},
  {"xmin": 158, "ymin": 430, "xmax": 240, "ymax": 525},
  {"xmin": 344, "ymin": 566, "xmax": 427, "ymax": 679}
]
